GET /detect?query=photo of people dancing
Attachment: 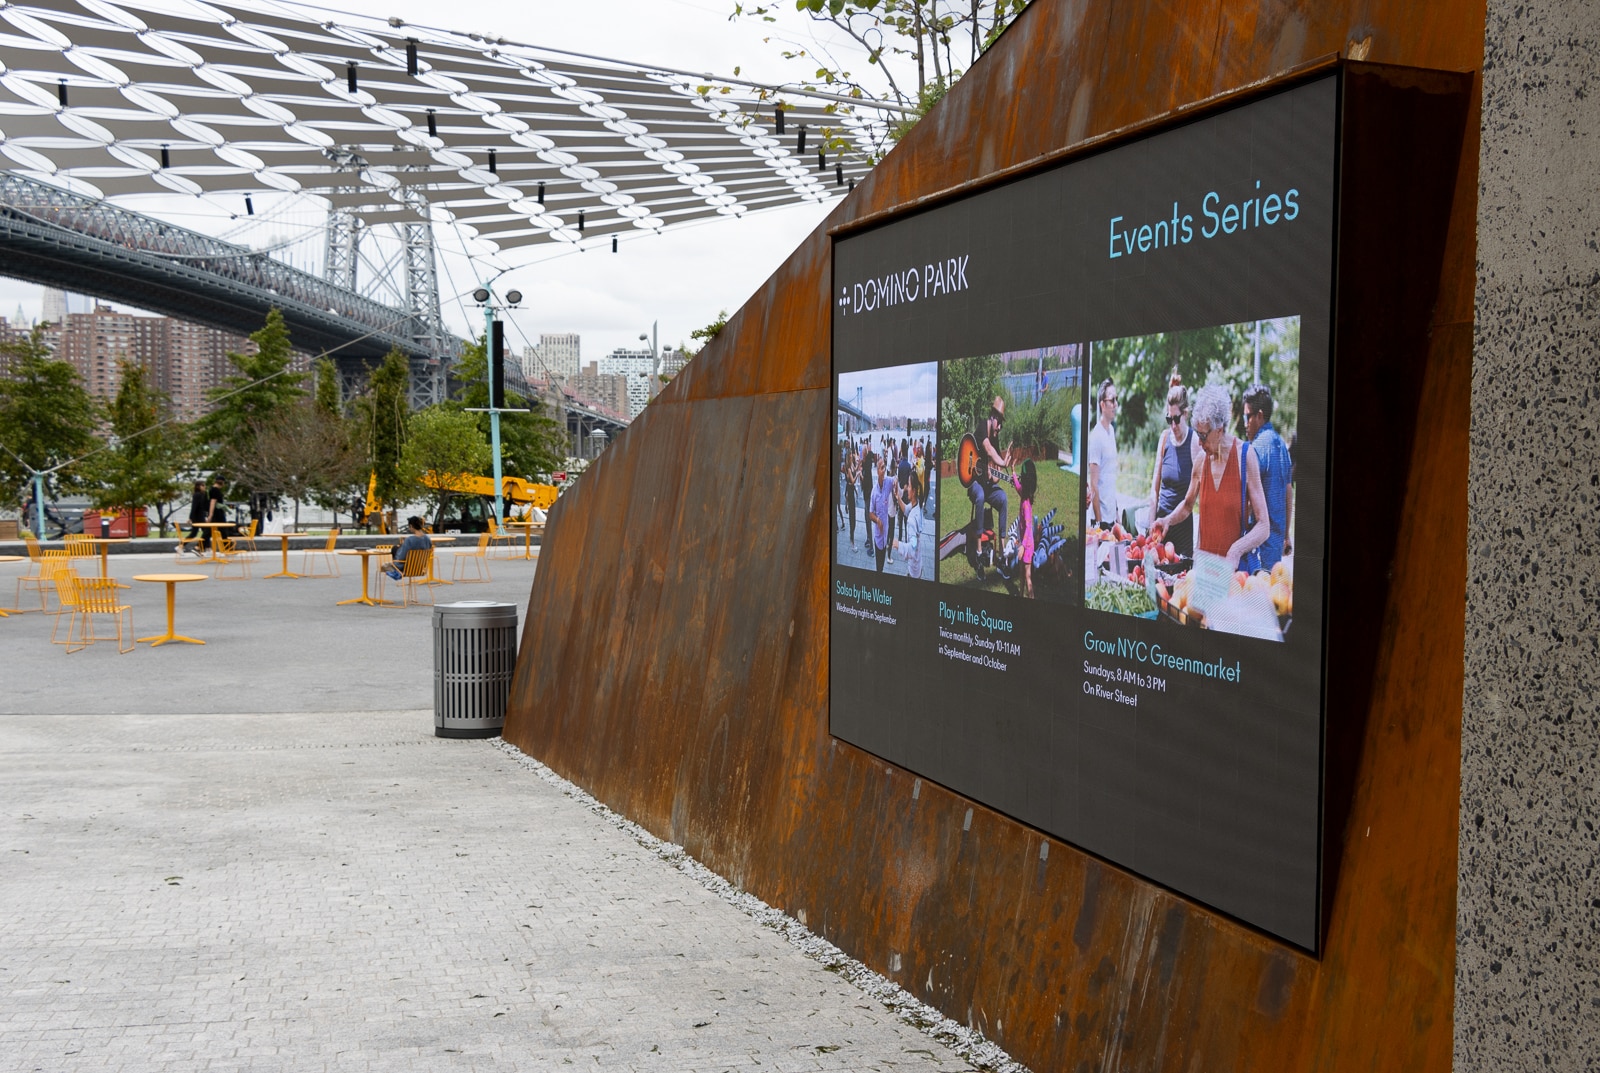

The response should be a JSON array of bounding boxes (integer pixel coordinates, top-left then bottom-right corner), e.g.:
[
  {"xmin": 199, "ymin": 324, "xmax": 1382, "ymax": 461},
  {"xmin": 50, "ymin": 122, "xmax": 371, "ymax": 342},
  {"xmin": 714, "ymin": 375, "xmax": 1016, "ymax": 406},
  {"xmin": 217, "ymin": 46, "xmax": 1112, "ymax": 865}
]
[{"xmin": 835, "ymin": 363, "xmax": 937, "ymax": 580}]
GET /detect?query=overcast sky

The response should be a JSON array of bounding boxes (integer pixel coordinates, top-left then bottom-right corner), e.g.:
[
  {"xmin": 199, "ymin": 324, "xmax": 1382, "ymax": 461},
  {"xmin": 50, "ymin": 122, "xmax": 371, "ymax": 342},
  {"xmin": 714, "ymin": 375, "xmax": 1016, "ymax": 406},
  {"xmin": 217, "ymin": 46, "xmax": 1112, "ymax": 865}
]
[
  {"xmin": 838, "ymin": 362, "xmax": 938, "ymax": 422},
  {"xmin": 0, "ymin": 0, "xmax": 920, "ymax": 368}
]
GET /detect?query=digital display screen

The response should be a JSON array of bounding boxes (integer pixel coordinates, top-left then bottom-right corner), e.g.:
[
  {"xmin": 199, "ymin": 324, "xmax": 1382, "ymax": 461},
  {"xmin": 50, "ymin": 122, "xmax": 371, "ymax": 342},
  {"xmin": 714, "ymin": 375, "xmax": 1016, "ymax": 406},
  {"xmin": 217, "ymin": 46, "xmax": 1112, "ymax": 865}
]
[{"xmin": 829, "ymin": 74, "xmax": 1338, "ymax": 948}]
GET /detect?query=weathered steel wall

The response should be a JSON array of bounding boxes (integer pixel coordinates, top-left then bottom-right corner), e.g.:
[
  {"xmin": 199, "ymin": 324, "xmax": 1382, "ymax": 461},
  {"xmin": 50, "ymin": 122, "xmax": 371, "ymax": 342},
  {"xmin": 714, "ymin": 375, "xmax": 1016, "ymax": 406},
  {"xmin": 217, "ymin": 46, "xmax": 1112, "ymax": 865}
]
[{"xmin": 504, "ymin": 3, "xmax": 1485, "ymax": 1070}]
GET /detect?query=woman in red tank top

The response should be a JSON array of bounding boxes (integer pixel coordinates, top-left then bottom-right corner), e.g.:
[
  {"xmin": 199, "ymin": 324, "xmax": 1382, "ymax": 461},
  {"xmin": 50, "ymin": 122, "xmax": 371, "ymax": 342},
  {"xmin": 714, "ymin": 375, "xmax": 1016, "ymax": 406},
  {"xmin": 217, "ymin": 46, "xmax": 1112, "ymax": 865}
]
[{"xmin": 1151, "ymin": 384, "xmax": 1269, "ymax": 571}]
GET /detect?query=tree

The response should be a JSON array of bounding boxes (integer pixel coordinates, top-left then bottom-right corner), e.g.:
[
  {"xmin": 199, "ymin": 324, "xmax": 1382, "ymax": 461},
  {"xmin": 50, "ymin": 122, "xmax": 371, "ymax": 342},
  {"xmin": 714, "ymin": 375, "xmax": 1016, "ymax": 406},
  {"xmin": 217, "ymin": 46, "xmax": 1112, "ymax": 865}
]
[
  {"xmin": 230, "ymin": 397, "xmax": 363, "ymax": 532},
  {"xmin": 313, "ymin": 356, "xmax": 343, "ymax": 417},
  {"xmin": 0, "ymin": 327, "xmax": 101, "ymax": 510},
  {"xmin": 938, "ymin": 352, "xmax": 1001, "ymax": 460},
  {"xmin": 84, "ymin": 361, "xmax": 191, "ymax": 536},
  {"xmin": 1090, "ymin": 321, "xmax": 1300, "ymax": 457},
  {"xmin": 397, "ymin": 406, "xmax": 494, "ymax": 523},
  {"xmin": 452, "ymin": 334, "xmax": 567, "ymax": 480},
  {"xmin": 197, "ymin": 308, "xmax": 305, "ymax": 474},
  {"xmin": 307, "ymin": 356, "xmax": 363, "ymax": 522},
  {"xmin": 730, "ymin": 1, "xmax": 1032, "ymax": 146},
  {"xmin": 354, "ymin": 348, "xmax": 410, "ymax": 520}
]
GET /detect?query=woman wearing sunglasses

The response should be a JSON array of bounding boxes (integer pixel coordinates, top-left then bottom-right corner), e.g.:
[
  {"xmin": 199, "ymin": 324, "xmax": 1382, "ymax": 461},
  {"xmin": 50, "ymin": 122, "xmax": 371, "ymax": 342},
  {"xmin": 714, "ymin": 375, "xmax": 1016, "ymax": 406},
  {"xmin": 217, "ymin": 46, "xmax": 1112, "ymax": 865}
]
[{"xmin": 1146, "ymin": 375, "xmax": 1203, "ymax": 558}]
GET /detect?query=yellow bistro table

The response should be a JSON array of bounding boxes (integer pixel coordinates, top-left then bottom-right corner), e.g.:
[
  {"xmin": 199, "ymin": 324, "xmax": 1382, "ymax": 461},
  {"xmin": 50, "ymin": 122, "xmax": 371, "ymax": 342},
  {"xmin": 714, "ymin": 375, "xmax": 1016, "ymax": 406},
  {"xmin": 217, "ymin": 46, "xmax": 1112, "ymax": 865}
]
[
  {"xmin": 133, "ymin": 573, "xmax": 208, "ymax": 646},
  {"xmin": 83, "ymin": 536, "xmax": 130, "ymax": 579},
  {"xmin": 504, "ymin": 520, "xmax": 543, "ymax": 560},
  {"xmin": 336, "ymin": 549, "xmax": 394, "ymax": 607},
  {"xmin": 424, "ymin": 534, "xmax": 455, "ymax": 584},
  {"xmin": 264, "ymin": 532, "xmax": 303, "ymax": 579},
  {"xmin": 0, "ymin": 554, "xmax": 23, "ymax": 616},
  {"xmin": 191, "ymin": 521, "xmax": 237, "ymax": 560}
]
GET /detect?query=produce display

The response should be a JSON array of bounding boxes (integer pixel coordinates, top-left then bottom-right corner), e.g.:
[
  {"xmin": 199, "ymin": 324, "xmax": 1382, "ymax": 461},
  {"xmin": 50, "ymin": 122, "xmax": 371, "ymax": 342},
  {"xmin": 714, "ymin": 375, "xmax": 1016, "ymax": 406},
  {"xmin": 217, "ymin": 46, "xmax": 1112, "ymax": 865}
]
[
  {"xmin": 1084, "ymin": 578, "xmax": 1156, "ymax": 616},
  {"xmin": 1086, "ymin": 526, "xmax": 1293, "ymax": 636}
]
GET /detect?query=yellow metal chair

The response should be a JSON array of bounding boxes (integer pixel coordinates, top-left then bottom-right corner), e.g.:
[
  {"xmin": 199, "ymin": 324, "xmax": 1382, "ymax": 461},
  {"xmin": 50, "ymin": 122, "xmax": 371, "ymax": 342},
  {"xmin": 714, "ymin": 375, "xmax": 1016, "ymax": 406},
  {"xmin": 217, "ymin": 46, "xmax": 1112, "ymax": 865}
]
[
  {"xmin": 211, "ymin": 532, "xmax": 252, "ymax": 580},
  {"xmin": 36, "ymin": 549, "xmax": 74, "ymax": 611},
  {"xmin": 64, "ymin": 533, "xmax": 96, "ymax": 568},
  {"xmin": 237, "ymin": 518, "xmax": 262, "ymax": 560},
  {"xmin": 47, "ymin": 566, "xmax": 82, "ymax": 646},
  {"xmin": 485, "ymin": 516, "xmax": 519, "ymax": 557},
  {"xmin": 66, "ymin": 576, "xmax": 135, "ymax": 654},
  {"xmin": 300, "ymin": 528, "xmax": 341, "ymax": 577},
  {"xmin": 12, "ymin": 534, "xmax": 51, "ymax": 611},
  {"xmin": 173, "ymin": 525, "xmax": 206, "ymax": 562},
  {"xmin": 377, "ymin": 547, "xmax": 434, "ymax": 608},
  {"xmin": 452, "ymin": 532, "xmax": 493, "ymax": 583}
]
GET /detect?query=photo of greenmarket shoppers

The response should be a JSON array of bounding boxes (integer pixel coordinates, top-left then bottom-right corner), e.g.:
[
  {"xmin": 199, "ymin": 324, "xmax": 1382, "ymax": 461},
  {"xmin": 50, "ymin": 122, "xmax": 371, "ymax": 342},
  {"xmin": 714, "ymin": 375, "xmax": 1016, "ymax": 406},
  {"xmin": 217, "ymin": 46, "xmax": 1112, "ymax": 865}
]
[
  {"xmin": 1084, "ymin": 318, "xmax": 1298, "ymax": 641},
  {"xmin": 835, "ymin": 363, "xmax": 937, "ymax": 580}
]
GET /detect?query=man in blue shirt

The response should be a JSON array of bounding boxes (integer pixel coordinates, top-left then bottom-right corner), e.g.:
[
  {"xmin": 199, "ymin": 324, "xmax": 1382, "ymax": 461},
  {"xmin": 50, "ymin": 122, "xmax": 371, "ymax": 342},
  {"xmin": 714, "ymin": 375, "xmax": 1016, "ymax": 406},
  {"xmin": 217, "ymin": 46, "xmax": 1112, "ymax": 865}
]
[{"xmin": 1243, "ymin": 384, "xmax": 1294, "ymax": 573}]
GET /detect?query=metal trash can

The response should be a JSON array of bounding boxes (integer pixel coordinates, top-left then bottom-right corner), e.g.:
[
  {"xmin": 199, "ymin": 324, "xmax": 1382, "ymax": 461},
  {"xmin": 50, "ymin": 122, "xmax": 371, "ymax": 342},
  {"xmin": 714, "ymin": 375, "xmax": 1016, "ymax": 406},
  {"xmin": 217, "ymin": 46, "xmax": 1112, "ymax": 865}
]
[{"xmin": 433, "ymin": 601, "xmax": 518, "ymax": 738}]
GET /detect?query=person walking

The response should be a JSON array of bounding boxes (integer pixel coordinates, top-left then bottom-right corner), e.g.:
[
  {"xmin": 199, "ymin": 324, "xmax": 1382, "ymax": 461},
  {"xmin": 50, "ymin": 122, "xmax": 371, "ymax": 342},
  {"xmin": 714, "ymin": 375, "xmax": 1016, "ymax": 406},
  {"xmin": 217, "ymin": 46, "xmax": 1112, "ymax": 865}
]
[{"xmin": 186, "ymin": 480, "xmax": 208, "ymax": 554}]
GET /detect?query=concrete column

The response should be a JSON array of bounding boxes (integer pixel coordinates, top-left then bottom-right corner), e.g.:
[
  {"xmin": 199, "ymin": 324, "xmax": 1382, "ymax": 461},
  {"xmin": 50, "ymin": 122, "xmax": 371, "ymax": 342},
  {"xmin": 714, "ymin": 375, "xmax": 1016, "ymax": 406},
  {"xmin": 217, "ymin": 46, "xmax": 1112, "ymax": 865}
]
[{"xmin": 1459, "ymin": 1, "xmax": 1600, "ymax": 1069}]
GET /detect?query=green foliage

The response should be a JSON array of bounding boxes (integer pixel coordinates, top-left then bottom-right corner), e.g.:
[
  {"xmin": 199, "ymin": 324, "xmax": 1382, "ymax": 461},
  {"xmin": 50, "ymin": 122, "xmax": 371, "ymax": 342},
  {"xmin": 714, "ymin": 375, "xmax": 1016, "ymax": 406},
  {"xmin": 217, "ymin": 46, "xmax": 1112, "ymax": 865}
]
[
  {"xmin": 732, "ymin": 1, "xmax": 1032, "ymax": 144},
  {"xmin": 313, "ymin": 356, "xmax": 342, "ymax": 417},
  {"xmin": 0, "ymin": 326, "xmax": 101, "ymax": 499},
  {"xmin": 398, "ymin": 406, "xmax": 494, "ymax": 521},
  {"xmin": 938, "ymin": 352, "xmax": 1001, "ymax": 459},
  {"xmin": 1089, "ymin": 319, "xmax": 1300, "ymax": 457},
  {"xmin": 230, "ymin": 397, "xmax": 361, "ymax": 529},
  {"xmin": 452, "ymin": 334, "xmax": 567, "ymax": 480},
  {"xmin": 887, "ymin": 77, "xmax": 950, "ymax": 141},
  {"xmin": 689, "ymin": 310, "xmax": 729, "ymax": 351},
  {"xmin": 197, "ymin": 308, "xmax": 305, "ymax": 475},
  {"xmin": 85, "ymin": 361, "xmax": 190, "ymax": 527},
  {"xmin": 355, "ymin": 348, "xmax": 411, "ymax": 511},
  {"xmin": 1001, "ymin": 386, "xmax": 1070, "ymax": 455}
]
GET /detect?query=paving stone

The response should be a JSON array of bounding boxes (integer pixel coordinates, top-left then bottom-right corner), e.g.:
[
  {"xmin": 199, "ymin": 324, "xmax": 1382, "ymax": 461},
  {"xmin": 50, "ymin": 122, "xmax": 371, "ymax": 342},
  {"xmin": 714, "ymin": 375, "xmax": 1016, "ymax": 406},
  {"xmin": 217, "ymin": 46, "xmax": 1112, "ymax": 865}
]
[{"xmin": 0, "ymin": 708, "xmax": 975, "ymax": 1072}]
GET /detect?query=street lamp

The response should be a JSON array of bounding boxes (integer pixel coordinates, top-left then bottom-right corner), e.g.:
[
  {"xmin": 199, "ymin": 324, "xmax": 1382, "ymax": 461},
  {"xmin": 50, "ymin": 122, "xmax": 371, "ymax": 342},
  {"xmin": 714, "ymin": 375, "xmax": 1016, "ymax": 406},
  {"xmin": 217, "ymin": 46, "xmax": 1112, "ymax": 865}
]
[{"xmin": 466, "ymin": 284, "xmax": 530, "ymax": 524}]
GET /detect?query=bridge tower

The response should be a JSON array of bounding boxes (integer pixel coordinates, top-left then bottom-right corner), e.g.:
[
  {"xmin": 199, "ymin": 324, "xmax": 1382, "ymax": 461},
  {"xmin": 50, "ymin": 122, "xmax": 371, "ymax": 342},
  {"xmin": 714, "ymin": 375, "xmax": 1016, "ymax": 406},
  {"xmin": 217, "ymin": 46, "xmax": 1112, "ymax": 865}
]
[
  {"xmin": 401, "ymin": 216, "xmax": 448, "ymax": 409},
  {"xmin": 322, "ymin": 196, "xmax": 450, "ymax": 410}
]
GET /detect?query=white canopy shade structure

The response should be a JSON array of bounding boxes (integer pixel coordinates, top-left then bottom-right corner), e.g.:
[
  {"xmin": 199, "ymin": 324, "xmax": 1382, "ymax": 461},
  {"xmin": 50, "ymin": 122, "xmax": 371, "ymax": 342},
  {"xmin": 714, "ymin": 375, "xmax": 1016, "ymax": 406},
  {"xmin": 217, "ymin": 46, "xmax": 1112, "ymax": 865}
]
[{"xmin": 0, "ymin": 0, "xmax": 895, "ymax": 259}]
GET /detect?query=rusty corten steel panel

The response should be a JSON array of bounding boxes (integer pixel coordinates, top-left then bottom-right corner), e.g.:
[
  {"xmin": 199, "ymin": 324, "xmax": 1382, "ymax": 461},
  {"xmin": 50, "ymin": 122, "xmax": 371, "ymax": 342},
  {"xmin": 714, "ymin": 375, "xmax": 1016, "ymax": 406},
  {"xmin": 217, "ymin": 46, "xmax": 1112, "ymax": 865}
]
[{"xmin": 504, "ymin": 2, "xmax": 1484, "ymax": 1070}]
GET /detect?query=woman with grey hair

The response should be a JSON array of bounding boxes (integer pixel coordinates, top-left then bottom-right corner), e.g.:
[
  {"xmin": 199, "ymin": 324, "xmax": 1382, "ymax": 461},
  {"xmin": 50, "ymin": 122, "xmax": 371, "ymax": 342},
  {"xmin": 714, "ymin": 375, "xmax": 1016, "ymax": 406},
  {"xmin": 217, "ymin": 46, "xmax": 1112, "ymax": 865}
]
[{"xmin": 1151, "ymin": 383, "xmax": 1269, "ymax": 571}]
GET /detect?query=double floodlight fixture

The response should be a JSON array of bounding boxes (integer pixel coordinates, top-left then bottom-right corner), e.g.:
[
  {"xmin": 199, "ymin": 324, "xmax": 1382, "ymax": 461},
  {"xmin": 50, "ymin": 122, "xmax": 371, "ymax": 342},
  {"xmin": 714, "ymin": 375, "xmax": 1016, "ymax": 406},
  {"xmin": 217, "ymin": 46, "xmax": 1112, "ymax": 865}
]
[{"xmin": 472, "ymin": 287, "xmax": 523, "ymax": 306}]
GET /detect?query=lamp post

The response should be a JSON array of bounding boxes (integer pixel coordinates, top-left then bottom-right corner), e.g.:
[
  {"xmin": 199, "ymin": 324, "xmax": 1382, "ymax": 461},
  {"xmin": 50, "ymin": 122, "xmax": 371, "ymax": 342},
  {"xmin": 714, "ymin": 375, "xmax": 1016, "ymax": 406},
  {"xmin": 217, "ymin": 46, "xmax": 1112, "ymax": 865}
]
[{"xmin": 467, "ymin": 285, "xmax": 529, "ymax": 525}]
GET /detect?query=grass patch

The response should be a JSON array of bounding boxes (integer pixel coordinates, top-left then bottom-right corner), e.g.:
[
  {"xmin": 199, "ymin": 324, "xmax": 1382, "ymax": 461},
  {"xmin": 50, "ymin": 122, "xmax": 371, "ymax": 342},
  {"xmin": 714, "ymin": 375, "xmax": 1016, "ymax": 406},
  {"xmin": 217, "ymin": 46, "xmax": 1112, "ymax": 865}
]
[{"xmin": 936, "ymin": 465, "xmax": 1081, "ymax": 602}]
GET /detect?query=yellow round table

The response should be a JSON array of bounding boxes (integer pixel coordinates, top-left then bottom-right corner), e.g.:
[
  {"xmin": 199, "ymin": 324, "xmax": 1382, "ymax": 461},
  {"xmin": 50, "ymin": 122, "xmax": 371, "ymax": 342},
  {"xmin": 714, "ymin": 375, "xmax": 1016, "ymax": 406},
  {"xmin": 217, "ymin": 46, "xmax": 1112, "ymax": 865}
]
[
  {"xmin": 83, "ymin": 536, "xmax": 130, "ymax": 579},
  {"xmin": 424, "ymin": 534, "xmax": 455, "ymax": 584},
  {"xmin": 264, "ymin": 532, "xmax": 303, "ymax": 579},
  {"xmin": 191, "ymin": 521, "xmax": 236, "ymax": 560},
  {"xmin": 336, "ymin": 549, "xmax": 393, "ymax": 606},
  {"xmin": 133, "ymin": 573, "xmax": 208, "ymax": 646},
  {"xmin": 504, "ymin": 520, "xmax": 543, "ymax": 560}
]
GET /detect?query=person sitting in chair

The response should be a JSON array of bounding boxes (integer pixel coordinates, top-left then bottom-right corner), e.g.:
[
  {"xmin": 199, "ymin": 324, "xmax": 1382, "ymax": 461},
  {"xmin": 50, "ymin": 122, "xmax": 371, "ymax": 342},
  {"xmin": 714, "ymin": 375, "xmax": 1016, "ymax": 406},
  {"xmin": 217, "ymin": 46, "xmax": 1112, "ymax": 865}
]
[
  {"xmin": 385, "ymin": 516, "xmax": 432, "ymax": 579},
  {"xmin": 966, "ymin": 395, "xmax": 1012, "ymax": 571}
]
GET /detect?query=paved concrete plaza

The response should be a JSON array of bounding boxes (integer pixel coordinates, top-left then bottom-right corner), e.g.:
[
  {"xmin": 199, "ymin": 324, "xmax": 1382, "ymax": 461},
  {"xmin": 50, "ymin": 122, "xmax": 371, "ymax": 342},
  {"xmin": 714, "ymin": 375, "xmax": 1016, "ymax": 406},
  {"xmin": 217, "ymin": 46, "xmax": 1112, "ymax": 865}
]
[
  {"xmin": 833, "ymin": 500, "xmax": 936, "ymax": 580},
  {"xmin": 0, "ymin": 552, "xmax": 986, "ymax": 1072}
]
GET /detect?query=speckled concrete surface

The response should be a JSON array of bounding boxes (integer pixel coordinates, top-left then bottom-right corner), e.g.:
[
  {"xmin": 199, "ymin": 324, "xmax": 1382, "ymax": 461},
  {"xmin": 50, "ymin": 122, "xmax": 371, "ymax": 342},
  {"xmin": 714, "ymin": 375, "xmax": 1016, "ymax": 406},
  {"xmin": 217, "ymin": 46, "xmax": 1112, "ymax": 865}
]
[{"xmin": 1460, "ymin": 2, "xmax": 1600, "ymax": 1070}]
